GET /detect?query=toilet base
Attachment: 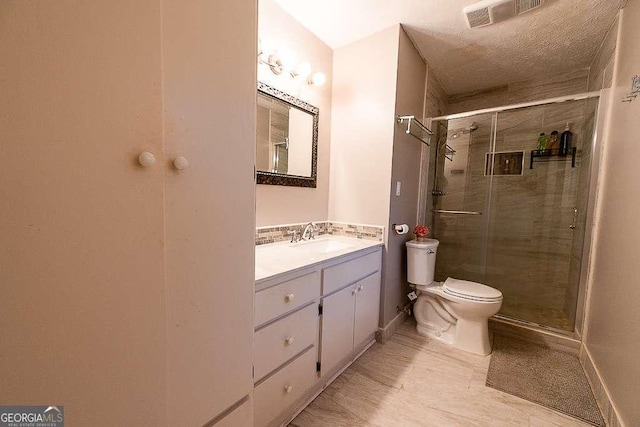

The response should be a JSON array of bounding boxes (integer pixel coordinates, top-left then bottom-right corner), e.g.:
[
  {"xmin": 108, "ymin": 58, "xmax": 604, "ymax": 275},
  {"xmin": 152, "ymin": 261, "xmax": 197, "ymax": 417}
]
[
  {"xmin": 413, "ymin": 294, "xmax": 495, "ymax": 356},
  {"xmin": 416, "ymin": 318, "xmax": 492, "ymax": 355},
  {"xmin": 453, "ymin": 318, "xmax": 492, "ymax": 356},
  {"xmin": 416, "ymin": 322, "xmax": 454, "ymax": 346}
]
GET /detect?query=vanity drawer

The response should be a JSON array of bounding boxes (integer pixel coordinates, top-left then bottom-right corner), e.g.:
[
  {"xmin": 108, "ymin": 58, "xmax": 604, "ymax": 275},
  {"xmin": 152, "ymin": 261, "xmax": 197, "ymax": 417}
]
[
  {"xmin": 255, "ymin": 271, "xmax": 320, "ymax": 327},
  {"xmin": 254, "ymin": 347, "xmax": 318, "ymax": 427},
  {"xmin": 322, "ymin": 250, "xmax": 381, "ymax": 295},
  {"xmin": 254, "ymin": 303, "xmax": 319, "ymax": 382},
  {"xmin": 214, "ymin": 397, "xmax": 252, "ymax": 427}
]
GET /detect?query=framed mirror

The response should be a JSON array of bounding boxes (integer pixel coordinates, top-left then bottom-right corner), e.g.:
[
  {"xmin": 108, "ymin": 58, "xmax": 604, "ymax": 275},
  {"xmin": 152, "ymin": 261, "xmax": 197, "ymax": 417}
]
[{"xmin": 256, "ymin": 81, "xmax": 319, "ymax": 188}]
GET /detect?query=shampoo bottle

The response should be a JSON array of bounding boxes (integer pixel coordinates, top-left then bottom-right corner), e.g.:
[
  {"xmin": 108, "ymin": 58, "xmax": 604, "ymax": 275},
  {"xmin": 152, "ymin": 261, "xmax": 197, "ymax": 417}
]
[
  {"xmin": 549, "ymin": 130, "xmax": 559, "ymax": 151},
  {"xmin": 559, "ymin": 123, "xmax": 572, "ymax": 156},
  {"xmin": 537, "ymin": 133, "xmax": 548, "ymax": 151}
]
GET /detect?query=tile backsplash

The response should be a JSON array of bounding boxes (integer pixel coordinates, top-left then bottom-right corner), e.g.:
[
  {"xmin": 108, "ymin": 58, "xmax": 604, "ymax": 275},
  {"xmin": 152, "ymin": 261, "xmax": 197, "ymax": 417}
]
[{"xmin": 255, "ymin": 222, "xmax": 384, "ymax": 246}]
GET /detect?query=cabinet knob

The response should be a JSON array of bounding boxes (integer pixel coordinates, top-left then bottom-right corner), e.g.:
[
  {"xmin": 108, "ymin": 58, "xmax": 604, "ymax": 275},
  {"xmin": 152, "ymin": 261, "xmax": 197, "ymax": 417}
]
[
  {"xmin": 285, "ymin": 337, "xmax": 295, "ymax": 346},
  {"xmin": 352, "ymin": 289, "xmax": 357, "ymax": 296},
  {"xmin": 173, "ymin": 156, "xmax": 189, "ymax": 170},
  {"xmin": 285, "ymin": 293, "xmax": 295, "ymax": 303},
  {"xmin": 284, "ymin": 385, "xmax": 293, "ymax": 394},
  {"xmin": 357, "ymin": 285, "xmax": 364, "ymax": 292},
  {"xmin": 138, "ymin": 151, "xmax": 156, "ymax": 168}
]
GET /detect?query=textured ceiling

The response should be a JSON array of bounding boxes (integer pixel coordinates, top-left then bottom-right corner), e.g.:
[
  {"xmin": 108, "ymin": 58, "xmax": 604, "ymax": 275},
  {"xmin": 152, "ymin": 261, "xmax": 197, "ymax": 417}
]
[{"xmin": 273, "ymin": 0, "xmax": 625, "ymax": 94}]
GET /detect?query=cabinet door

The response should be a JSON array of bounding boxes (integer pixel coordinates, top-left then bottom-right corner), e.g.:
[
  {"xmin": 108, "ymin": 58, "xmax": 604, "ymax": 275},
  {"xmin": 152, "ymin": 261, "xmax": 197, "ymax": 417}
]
[
  {"xmin": 0, "ymin": 3, "xmax": 166, "ymax": 425},
  {"xmin": 162, "ymin": 1, "xmax": 256, "ymax": 425},
  {"xmin": 320, "ymin": 285, "xmax": 356, "ymax": 376},
  {"xmin": 354, "ymin": 272, "xmax": 381, "ymax": 349}
]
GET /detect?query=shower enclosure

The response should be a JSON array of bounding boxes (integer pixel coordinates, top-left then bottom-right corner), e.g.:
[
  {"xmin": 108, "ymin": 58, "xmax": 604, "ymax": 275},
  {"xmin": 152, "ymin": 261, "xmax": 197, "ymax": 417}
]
[{"xmin": 425, "ymin": 95, "xmax": 600, "ymax": 333}]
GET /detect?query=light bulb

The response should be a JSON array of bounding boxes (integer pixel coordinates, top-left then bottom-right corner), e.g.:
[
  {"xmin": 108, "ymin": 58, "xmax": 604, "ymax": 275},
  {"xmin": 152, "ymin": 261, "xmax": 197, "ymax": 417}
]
[
  {"xmin": 277, "ymin": 49, "xmax": 296, "ymax": 72},
  {"xmin": 294, "ymin": 62, "xmax": 312, "ymax": 79},
  {"xmin": 309, "ymin": 71, "xmax": 326, "ymax": 86}
]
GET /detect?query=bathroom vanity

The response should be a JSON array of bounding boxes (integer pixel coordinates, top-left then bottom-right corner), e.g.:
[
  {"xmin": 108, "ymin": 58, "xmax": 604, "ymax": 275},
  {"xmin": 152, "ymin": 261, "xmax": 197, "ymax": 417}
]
[{"xmin": 254, "ymin": 236, "xmax": 383, "ymax": 427}]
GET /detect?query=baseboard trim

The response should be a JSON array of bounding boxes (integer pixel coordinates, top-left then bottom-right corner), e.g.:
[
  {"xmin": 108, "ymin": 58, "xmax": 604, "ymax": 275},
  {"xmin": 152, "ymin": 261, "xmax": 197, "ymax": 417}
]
[
  {"xmin": 580, "ymin": 345, "xmax": 625, "ymax": 427},
  {"xmin": 376, "ymin": 310, "xmax": 408, "ymax": 344}
]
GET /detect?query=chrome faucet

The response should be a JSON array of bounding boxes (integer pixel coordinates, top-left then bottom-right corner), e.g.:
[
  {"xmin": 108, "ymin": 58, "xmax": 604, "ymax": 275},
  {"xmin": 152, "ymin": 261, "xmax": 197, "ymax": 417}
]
[
  {"xmin": 301, "ymin": 222, "xmax": 317, "ymax": 240},
  {"xmin": 287, "ymin": 229, "xmax": 301, "ymax": 243}
]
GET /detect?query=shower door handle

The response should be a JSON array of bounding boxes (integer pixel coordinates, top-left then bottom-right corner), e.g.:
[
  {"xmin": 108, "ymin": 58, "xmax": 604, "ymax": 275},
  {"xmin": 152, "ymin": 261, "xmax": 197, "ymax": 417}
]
[
  {"xmin": 432, "ymin": 209, "xmax": 482, "ymax": 215},
  {"xmin": 570, "ymin": 207, "xmax": 578, "ymax": 229}
]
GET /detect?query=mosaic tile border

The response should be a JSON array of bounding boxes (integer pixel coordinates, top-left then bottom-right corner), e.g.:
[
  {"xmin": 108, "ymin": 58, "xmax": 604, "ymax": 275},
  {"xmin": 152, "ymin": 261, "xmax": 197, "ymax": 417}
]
[
  {"xmin": 327, "ymin": 222, "xmax": 384, "ymax": 241},
  {"xmin": 255, "ymin": 221, "xmax": 384, "ymax": 246}
]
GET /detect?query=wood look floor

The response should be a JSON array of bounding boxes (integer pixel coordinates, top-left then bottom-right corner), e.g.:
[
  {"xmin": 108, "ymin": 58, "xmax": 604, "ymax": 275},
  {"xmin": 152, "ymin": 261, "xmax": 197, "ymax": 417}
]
[{"xmin": 290, "ymin": 319, "xmax": 590, "ymax": 427}]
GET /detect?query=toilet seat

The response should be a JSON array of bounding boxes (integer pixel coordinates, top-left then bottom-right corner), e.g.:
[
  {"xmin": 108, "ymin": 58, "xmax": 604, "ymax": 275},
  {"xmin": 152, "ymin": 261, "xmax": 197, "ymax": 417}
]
[{"xmin": 443, "ymin": 278, "xmax": 502, "ymax": 302}]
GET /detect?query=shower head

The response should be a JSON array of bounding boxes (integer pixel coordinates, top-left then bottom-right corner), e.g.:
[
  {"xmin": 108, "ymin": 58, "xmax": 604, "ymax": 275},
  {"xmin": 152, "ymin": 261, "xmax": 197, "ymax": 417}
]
[{"xmin": 448, "ymin": 122, "xmax": 479, "ymax": 139}]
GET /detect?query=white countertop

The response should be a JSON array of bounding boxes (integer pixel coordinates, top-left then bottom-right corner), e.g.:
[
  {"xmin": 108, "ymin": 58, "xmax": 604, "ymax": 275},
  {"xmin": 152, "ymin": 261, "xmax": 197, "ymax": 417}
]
[{"xmin": 255, "ymin": 235, "xmax": 383, "ymax": 282}]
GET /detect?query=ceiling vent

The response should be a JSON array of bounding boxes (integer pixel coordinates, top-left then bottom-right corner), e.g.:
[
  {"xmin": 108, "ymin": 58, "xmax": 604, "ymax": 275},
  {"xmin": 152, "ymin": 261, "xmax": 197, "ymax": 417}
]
[
  {"xmin": 463, "ymin": 0, "xmax": 544, "ymax": 28},
  {"xmin": 515, "ymin": 0, "xmax": 543, "ymax": 15}
]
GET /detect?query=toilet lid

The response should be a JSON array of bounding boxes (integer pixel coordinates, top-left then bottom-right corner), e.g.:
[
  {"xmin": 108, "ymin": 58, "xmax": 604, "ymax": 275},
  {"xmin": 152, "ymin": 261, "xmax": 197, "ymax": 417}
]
[{"xmin": 443, "ymin": 277, "xmax": 502, "ymax": 301}]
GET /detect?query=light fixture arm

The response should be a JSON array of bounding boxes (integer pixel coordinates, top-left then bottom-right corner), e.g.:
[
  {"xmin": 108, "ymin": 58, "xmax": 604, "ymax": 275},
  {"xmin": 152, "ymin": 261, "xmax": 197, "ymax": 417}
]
[{"xmin": 257, "ymin": 39, "xmax": 325, "ymax": 86}]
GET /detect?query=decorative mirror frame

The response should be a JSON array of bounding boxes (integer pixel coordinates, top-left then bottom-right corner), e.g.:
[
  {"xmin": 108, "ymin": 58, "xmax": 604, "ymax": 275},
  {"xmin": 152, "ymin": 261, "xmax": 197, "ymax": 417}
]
[{"xmin": 257, "ymin": 81, "xmax": 319, "ymax": 188}]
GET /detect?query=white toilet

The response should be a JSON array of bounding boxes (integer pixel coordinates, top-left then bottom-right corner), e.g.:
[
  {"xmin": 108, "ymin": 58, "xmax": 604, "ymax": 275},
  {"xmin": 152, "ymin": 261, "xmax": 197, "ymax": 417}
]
[{"xmin": 406, "ymin": 239, "xmax": 503, "ymax": 355}]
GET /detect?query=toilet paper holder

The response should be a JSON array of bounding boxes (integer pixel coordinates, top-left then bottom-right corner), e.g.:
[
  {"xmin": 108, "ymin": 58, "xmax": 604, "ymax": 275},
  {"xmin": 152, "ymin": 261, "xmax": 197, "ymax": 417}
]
[{"xmin": 392, "ymin": 224, "xmax": 410, "ymax": 235}]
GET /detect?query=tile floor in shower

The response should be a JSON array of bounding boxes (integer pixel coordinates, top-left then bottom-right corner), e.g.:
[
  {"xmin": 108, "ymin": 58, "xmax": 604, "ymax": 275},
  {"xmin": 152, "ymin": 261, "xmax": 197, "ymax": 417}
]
[{"xmin": 290, "ymin": 319, "xmax": 589, "ymax": 427}]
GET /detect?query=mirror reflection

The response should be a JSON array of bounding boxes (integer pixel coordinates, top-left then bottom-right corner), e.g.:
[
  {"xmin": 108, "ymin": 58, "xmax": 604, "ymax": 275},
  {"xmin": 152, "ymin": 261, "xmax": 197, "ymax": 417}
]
[
  {"xmin": 257, "ymin": 95, "xmax": 313, "ymax": 176},
  {"xmin": 256, "ymin": 82, "xmax": 318, "ymax": 188}
]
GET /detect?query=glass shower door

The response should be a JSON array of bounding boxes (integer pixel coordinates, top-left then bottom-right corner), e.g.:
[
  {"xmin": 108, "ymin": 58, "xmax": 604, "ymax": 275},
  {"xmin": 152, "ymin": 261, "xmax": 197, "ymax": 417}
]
[
  {"xmin": 485, "ymin": 99, "xmax": 594, "ymax": 331},
  {"xmin": 430, "ymin": 113, "xmax": 494, "ymax": 285}
]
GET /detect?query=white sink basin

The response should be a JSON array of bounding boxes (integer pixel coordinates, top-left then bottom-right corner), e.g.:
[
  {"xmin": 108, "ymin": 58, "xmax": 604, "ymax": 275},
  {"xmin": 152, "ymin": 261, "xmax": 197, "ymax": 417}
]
[
  {"xmin": 291, "ymin": 238, "xmax": 355, "ymax": 254},
  {"xmin": 255, "ymin": 235, "xmax": 382, "ymax": 281}
]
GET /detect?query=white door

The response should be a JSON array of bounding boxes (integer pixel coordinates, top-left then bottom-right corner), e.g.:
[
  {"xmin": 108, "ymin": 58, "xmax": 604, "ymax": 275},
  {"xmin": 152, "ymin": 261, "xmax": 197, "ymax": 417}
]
[
  {"xmin": 320, "ymin": 285, "xmax": 356, "ymax": 376},
  {"xmin": 354, "ymin": 272, "xmax": 382, "ymax": 349}
]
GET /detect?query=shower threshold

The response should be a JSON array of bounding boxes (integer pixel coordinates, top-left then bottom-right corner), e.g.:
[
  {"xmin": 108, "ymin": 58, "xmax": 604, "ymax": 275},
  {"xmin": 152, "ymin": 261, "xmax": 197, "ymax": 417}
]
[{"xmin": 489, "ymin": 315, "xmax": 581, "ymax": 354}]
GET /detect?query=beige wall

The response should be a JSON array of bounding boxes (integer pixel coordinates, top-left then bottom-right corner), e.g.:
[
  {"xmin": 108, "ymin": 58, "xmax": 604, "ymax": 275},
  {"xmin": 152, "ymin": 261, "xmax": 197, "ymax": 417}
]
[
  {"xmin": 0, "ymin": 1, "xmax": 167, "ymax": 424},
  {"xmin": 424, "ymin": 65, "xmax": 449, "ymax": 119},
  {"xmin": 584, "ymin": 1, "xmax": 640, "ymax": 424},
  {"xmin": 383, "ymin": 29, "xmax": 428, "ymax": 325},
  {"xmin": 256, "ymin": 0, "xmax": 333, "ymax": 226},
  {"xmin": 588, "ymin": 16, "xmax": 620, "ymax": 92},
  {"xmin": 328, "ymin": 26, "xmax": 399, "ymax": 228}
]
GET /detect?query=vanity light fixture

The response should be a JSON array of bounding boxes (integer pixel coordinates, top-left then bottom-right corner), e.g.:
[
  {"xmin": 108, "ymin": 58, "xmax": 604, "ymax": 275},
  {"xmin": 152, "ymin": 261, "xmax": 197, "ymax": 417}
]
[
  {"xmin": 293, "ymin": 62, "xmax": 312, "ymax": 79},
  {"xmin": 308, "ymin": 71, "xmax": 326, "ymax": 87},
  {"xmin": 258, "ymin": 39, "xmax": 325, "ymax": 86}
]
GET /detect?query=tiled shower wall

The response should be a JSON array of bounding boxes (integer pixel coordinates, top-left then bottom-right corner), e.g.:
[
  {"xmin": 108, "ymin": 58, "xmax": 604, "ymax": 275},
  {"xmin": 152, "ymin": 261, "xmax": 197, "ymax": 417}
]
[
  {"xmin": 255, "ymin": 222, "xmax": 384, "ymax": 245},
  {"xmin": 445, "ymin": 68, "xmax": 590, "ymax": 115},
  {"xmin": 432, "ymin": 99, "xmax": 593, "ymax": 331}
]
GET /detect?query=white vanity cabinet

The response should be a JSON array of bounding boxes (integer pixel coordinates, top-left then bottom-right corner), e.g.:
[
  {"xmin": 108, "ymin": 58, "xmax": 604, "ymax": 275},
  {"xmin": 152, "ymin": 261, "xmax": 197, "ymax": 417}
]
[
  {"xmin": 254, "ymin": 244, "xmax": 382, "ymax": 427},
  {"xmin": 215, "ymin": 398, "xmax": 253, "ymax": 427},
  {"xmin": 319, "ymin": 251, "xmax": 382, "ymax": 376},
  {"xmin": 253, "ymin": 270, "xmax": 321, "ymax": 427}
]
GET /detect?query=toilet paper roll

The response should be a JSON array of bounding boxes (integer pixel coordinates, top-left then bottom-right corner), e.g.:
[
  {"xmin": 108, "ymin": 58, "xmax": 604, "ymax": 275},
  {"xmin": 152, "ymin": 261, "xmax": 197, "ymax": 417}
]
[{"xmin": 393, "ymin": 224, "xmax": 410, "ymax": 235}]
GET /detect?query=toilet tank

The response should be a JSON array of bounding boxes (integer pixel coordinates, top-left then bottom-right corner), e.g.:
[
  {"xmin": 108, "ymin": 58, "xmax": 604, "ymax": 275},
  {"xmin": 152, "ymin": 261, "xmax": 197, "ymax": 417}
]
[{"xmin": 406, "ymin": 238, "xmax": 439, "ymax": 286}]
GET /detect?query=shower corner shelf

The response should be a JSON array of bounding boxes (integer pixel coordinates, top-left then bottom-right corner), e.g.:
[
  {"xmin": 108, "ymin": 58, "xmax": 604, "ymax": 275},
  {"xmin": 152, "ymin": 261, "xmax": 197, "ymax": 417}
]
[
  {"xmin": 529, "ymin": 147, "xmax": 577, "ymax": 169},
  {"xmin": 397, "ymin": 115, "xmax": 433, "ymax": 145}
]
